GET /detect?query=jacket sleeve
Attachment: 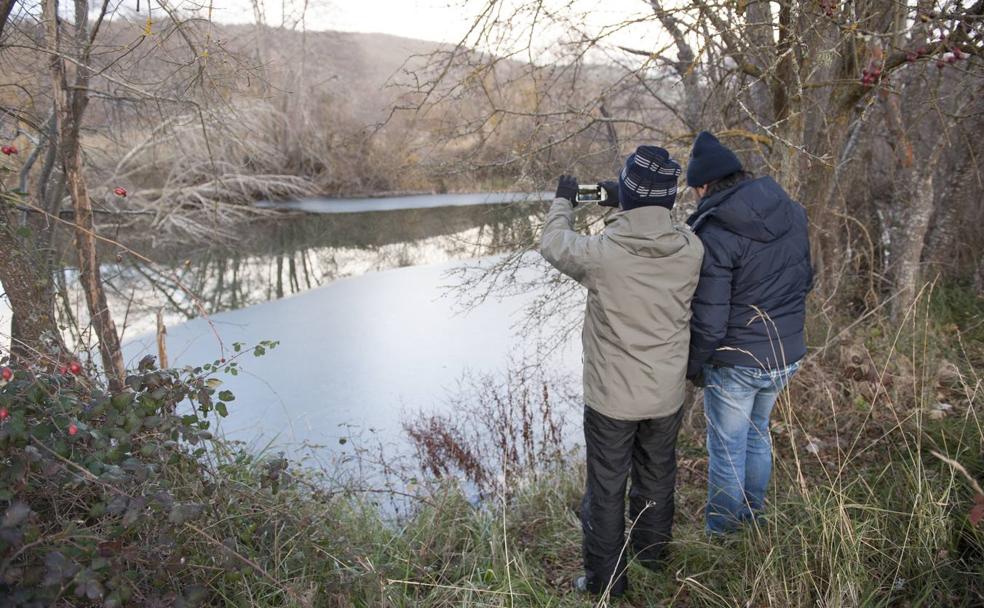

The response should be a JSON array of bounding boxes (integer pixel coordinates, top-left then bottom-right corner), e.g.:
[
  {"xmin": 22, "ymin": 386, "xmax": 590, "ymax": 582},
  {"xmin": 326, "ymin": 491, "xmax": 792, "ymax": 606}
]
[
  {"xmin": 687, "ymin": 227, "xmax": 736, "ymax": 379},
  {"xmin": 539, "ymin": 197, "xmax": 596, "ymax": 287}
]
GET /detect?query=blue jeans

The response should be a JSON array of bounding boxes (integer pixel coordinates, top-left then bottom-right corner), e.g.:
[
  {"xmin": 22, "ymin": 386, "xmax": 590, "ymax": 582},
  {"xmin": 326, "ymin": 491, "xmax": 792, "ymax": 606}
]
[{"xmin": 702, "ymin": 361, "xmax": 800, "ymax": 534}]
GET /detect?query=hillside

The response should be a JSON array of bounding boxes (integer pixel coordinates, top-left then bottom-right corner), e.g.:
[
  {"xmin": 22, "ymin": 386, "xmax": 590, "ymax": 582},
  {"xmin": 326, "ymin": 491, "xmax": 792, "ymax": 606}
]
[{"xmin": 211, "ymin": 24, "xmax": 451, "ymax": 120}]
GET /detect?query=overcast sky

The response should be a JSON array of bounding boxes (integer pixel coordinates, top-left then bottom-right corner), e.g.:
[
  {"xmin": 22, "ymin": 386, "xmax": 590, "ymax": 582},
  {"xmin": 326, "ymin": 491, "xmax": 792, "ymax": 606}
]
[{"xmin": 184, "ymin": 0, "xmax": 660, "ymax": 49}]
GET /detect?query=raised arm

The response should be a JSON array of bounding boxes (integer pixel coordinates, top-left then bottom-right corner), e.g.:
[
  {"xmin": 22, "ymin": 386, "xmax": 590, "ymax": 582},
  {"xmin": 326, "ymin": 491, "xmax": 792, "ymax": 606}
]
[{"xmin": 539, "ymin": 176, "xmax": 597, "ymax": 286}]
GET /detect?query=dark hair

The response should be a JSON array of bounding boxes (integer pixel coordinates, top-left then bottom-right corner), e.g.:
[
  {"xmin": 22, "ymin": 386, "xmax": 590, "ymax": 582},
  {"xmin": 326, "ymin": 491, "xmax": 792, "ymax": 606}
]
[{"xmin": 702, "ymin": 170, "xmax": 755, "ymax": 198}]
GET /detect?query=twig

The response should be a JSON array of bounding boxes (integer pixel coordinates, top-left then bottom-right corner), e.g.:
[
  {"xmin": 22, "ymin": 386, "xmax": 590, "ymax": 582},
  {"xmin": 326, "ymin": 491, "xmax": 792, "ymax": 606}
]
[{"xmin": 930, "ymin": 450, "xmax": 984, "ymax": 496}]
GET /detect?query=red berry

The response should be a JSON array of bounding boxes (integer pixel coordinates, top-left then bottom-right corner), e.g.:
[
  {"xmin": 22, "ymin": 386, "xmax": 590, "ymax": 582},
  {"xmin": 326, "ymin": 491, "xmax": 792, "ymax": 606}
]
[
  {"xmin": 68, "ymin": 423, "xmax": 78, "ymax": 436},
  {"xmin": 0, "ymin": 408, "xmax": 8, "ymax": 420},
  {"xmin": 114, "ymin": 187, "xmax": 127, "ymax": 197},
  {"xmin": 1, "ymin": 367, "xmax": 11, "ymax": 381},
  {"xmin": 58, "ymin": 365, "xmax": 68, "ymax": 375},
  {"xmin": 1, "ymin": 145, "xmax": 17, "ymax": 156},
  {"xmin": 68, "ymin": 361, "xmax": 82, "ymax": 375}
]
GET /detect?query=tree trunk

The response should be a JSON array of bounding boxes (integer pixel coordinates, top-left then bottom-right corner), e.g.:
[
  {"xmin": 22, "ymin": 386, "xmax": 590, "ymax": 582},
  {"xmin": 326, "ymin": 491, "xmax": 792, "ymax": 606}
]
[
  {"xmin": 0, "ymin": 0, "xmax": 15, "ymax": 42},
  {"xmin": 891, "ymin": 141, "xmax": 945, "ymax": 318},
  {"xmin": 44, "ymin": 0, "xmax": 125, "ymax": 389},
  {"xmin": 650, "ymin": 0, "xmax": 703, "ymax": 132},
  {"xmin": 0, "ymin": 106, "xmax": 66, "ymax": 363},
  {"xmin": 743, "ymin": 0, "xmax": 775, "ymax": 126},
  {"xmin": 0, "ymin": 208, "xmax": 66, "ymax": 362}
]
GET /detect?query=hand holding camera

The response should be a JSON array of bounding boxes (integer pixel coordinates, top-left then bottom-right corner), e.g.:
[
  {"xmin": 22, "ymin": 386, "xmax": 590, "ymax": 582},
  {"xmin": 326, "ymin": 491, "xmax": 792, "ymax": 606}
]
[
  {"xmin": 555, "ymin": 175, "xmax": 579, "ymax": 206},
  {"xmin": 597, "ymin": 181, "xmax": 620, "ymax": 208},
  {"xmin": 556, "ymin": 175, "xmax": 620, "ymax": 208}
]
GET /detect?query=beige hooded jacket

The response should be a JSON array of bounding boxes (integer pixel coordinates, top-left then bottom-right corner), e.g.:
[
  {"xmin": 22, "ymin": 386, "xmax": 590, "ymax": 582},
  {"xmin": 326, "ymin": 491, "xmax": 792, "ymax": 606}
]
[{"xmin": 540, "ymin": 197, "xmax": 704, "ymax": 420}]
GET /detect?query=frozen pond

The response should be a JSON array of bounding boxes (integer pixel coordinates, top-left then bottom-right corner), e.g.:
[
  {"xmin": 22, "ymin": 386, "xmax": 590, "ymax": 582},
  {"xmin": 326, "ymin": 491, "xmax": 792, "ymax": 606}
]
[
  {"xmin": 0, "ymin": 192, "xmax": 590, "ymax": 466},
  {"xmin": 122, "ymin": 254, "xmax": 581, "ymax": 463}
]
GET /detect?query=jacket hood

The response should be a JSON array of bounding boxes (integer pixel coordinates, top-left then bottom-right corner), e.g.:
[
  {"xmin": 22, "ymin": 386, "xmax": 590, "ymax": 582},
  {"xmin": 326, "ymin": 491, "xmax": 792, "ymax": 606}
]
[
  {"xmin": 604, "ymin": 205, "xmax": 690, "ymax": 258},
  {"xmin": 687, "ymin": 176, "xmax": 794, "ymax": 242}
]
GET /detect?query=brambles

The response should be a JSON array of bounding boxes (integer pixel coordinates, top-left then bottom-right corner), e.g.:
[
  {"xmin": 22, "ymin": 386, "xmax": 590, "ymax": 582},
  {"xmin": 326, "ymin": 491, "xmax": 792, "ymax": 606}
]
[
  {"xmin": 936, "ymin": 49, "xmax": 967, "ymax": 69},
  {"xmin": 0, "ymin": 347, "xmax": 265, "ymax": 606}
]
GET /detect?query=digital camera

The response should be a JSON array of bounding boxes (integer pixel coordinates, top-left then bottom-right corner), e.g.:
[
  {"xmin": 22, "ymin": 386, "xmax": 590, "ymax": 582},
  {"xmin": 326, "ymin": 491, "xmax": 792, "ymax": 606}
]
[{"xmin": 575, "ymin": 185, "xmax": 608, "ymax": 205}]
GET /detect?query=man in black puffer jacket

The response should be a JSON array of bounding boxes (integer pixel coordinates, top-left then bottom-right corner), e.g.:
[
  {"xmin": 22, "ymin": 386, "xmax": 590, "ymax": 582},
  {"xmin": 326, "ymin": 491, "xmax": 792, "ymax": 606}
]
[{"xmin": 684, "ymin": 131, "xmax": 813, "ymax": 534}]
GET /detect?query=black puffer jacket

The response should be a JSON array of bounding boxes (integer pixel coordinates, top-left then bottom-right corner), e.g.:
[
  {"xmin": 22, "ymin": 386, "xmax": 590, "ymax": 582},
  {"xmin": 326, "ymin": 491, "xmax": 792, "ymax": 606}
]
[{"xmin": 685, "ymin": 176, "xmax": 812, "ymax": 379}]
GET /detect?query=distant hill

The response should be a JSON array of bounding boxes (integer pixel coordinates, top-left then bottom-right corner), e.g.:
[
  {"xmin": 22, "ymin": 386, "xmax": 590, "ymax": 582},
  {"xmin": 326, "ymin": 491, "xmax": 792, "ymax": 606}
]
[
  {"xmin": 0, "ymin": 19, "xmax": 449, "ymax": 126},
  {"xmin": 207, "ymin": 24, "xmax": 452, "ymax": 120}
]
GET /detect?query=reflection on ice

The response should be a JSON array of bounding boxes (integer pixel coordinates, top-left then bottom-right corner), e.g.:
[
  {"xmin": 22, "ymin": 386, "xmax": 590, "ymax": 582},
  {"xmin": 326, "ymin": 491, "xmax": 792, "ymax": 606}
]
[
  {"xmin": 69, "ymin": 201, "xmax": 545, "ymax": 341},
  {"xmin": 122, "ymin": 254, "xmax": 582, "ymax": 465}
]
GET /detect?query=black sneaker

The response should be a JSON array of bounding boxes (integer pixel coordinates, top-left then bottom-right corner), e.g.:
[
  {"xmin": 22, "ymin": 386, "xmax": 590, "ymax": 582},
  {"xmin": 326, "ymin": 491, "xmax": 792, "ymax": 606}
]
[{"xmin": 574, "ymin": 575, "xmax": 627, "ymax": 599}]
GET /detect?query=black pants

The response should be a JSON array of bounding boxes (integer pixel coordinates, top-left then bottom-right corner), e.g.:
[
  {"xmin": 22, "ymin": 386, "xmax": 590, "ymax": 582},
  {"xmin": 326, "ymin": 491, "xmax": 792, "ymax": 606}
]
[{"xmin": 580, "ymin": 404, "xmax": 683, "ymax": 596}]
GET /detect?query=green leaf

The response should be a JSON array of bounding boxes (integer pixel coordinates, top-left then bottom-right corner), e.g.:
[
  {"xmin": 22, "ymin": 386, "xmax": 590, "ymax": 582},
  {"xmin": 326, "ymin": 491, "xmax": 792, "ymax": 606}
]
[
  {"xmin": 2, "ymin": 501, "xmax": 33, "ymax": 527},
  {"xmin": 122, "ymin": 497, "xmax": 145, "ymax": 527},
  {"xmin": 168, "ymin": 503, "xmax": 205, "ymax": 525}
]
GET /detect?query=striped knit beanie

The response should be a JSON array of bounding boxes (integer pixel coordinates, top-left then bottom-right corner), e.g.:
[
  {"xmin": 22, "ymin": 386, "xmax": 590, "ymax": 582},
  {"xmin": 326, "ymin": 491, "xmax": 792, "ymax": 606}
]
[{"xmin": 618, "ymin": 146, "xmax": 682, "ymax": 211}]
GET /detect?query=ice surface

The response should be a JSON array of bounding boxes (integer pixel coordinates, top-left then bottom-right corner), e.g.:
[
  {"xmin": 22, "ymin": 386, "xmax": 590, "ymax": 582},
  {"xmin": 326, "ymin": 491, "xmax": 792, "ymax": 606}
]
[
  {"xmin": 257, "ymin": 191, "xmax": 553, "ymax": 214},
  {"xmin": 122, "ymin": 254, "xmax": 582, "ymax": 462}
]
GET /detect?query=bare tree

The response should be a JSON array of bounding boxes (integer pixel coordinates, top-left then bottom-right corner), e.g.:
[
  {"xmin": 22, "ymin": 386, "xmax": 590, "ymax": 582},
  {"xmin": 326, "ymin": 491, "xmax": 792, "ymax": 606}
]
[
  {"xmin": 42, "ymin": 0, "xmax": 126, "ymax": 386},
  {"xmin": 0, "ymin": 1, "xmax": 248, "ymax": 372},
  {"xmin": 402, "ymin": 0, "xmax": 984, "ymax": 323}
]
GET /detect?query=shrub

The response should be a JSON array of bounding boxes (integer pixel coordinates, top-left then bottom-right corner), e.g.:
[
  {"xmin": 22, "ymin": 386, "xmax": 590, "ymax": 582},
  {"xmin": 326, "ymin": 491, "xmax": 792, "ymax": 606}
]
[{"xmin": 0, "ymin": 347, "xmax": 286, "ymax": 607}]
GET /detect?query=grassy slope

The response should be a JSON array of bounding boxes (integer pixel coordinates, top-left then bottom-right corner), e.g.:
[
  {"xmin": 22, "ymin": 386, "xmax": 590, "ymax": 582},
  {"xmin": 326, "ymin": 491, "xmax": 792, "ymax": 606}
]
[
  {"xmin": 192, "ymin": 283, "xmax": 982, "ymax": 607},
  {"xmin": 232, "ymin": 412, "xmax": 979, "ymax": 607},
  {"xmin": 3, "ymin": 281, "xmax": 978, "ymax": 606}
]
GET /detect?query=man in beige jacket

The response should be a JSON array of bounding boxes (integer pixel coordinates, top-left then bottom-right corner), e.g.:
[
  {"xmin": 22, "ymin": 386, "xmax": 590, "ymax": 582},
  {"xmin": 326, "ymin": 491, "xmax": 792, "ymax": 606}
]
[{"xmin": 540, "ymin": 146, "xmax": 703, "ymax": 597}]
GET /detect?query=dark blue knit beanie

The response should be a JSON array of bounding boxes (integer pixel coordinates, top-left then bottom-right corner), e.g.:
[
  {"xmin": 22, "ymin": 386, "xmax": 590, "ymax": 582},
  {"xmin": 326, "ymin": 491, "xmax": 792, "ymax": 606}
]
[
  {"xmin": 618, "ymin": 146, "xmax": 681, "ymax": 211},
  {"xmin": 686, "ymin": 131, "xmax": 743, "ymax": 187}
]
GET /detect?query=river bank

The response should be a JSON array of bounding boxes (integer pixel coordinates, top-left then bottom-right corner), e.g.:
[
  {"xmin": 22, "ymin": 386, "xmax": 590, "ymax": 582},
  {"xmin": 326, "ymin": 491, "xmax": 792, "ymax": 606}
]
[{"xmin": 5, "ymin": 334, "xmax": 979, "ymax": 607}]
